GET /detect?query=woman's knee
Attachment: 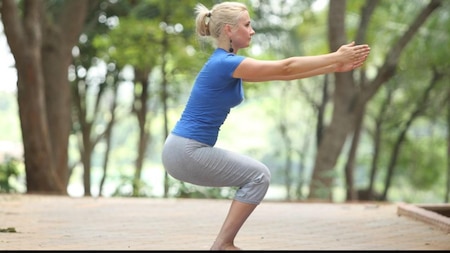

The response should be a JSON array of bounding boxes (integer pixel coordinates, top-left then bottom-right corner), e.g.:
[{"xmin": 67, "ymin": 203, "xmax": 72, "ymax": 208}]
[
  {"xmin": 251, "ymin": 164, "xmax": 271, "ymax": 190},
  {"xmin": 258, "ymin": 164, "xmax": 271, "ymax": 185},
  {"xmin": 235, "ymin": 168, "xmax": 271, "ymax": 204}
]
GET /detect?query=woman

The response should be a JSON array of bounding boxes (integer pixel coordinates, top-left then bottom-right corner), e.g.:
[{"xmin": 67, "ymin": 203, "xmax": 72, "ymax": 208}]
[{"xmin": 162, "ymin": 1, "xmax": 370, "ymax": 250}]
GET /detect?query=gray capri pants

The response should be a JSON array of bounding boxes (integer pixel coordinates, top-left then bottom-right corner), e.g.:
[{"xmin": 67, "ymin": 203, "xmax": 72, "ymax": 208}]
[{"xmin": 162, "ymin": 133, "xmax": 271, "ymax": 205}]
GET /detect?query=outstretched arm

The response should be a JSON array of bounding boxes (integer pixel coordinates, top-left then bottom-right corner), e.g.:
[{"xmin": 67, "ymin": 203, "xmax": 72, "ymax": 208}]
[
  {"xmin": 234, "ymin": 42, "xmax": 370, "ymax": 82},
  {"xmin": 243, "ymin": 64, "xmax": 335, "ymax": 82}
]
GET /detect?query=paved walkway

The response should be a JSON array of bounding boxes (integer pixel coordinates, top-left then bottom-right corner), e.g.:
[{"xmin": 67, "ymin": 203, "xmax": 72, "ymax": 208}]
[{"xmin": 0, "ymin": 194, "xmax": 449, "ymax": 250}]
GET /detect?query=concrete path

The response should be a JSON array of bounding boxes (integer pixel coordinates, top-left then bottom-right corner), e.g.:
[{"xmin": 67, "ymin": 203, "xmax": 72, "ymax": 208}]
[{"xmin": 1, "ymin": 194, "xmax": 449, "ymax": 250}]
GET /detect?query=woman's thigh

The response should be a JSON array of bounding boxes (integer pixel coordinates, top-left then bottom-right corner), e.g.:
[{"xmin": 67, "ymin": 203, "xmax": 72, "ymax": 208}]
[{"xmin": 162, "ymin": 134, "xmax": 269, "ymax": 188}]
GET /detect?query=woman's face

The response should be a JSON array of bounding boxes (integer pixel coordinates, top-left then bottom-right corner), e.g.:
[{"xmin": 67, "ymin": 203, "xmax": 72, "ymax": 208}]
[{"xmin": 230, "ymin": 11, "xmax": 255, "ymax": 50}]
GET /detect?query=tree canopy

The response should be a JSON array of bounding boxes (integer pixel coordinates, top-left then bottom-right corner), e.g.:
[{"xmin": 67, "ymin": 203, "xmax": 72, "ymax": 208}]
[{"xmin": 0, "ymin": 0, "xmax": 448, "ymax": 203}]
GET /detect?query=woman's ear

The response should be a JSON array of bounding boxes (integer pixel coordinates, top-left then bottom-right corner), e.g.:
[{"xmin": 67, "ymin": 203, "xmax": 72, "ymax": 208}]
[{"xmin": 224, "ymin": 24, "xmax": 233, "ymax": 37}]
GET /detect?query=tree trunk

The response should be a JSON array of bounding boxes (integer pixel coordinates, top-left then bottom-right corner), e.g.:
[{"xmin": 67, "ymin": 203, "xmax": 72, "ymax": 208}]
[
  {"xmin": 132, "ymin": 69, "xmax": 151, "ymax": 197},
  {"xmin": 99, "ymin": 83, "xmax": 119, "ymax": 196},
  {"xmin": 344, "ymin": 104, "xmax": 365, "ymax": 201},
  {"xmin": 308, "ymin": 0, "xmax": 442, "ymax": 201},
  {"xmin": 72, "ymin": 80, "xmax": 94, "ymax": 196},
  {"xmin": 366, "ymin": 88, "xmax": 393, "ymax": 201},
  {"xmin": 446, "ymin": 86, "xmax": 450, "ymax": 203},
  {"xmin": 381, "ymin": 70, "xmax": 443, "ymax": 200},
  {"xmin": 1, "ymin": 0, "xmax": 90, "ymax": 194},
  {"xmin": 309, "ymin": 0, "xmax": 356, "ymax": 200}
]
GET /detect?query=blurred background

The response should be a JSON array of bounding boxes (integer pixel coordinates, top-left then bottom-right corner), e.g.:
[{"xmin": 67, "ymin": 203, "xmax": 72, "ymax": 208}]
[{"xmin": 0, "ymin": 0, "xmax": 449, "ymax": 204}]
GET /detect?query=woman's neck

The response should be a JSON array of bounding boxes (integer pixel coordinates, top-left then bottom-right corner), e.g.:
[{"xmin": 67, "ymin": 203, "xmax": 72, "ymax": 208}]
[{"xmin": 217, "ymin": 46, "xmax": 237, "ymax": 54}]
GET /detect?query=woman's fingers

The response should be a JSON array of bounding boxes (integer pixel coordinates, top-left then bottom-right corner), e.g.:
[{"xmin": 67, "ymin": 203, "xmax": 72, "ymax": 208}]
[
  {"xmin": 354, "ymin": 45, "xmax": 370, "ymax": 60},
  {"xmin": 338, "ymin": 43, "xmax": 370, "ymax": 64},
  {"xmin": 352, "ymin": 52, "xmax": 370, "ymax": 69}
]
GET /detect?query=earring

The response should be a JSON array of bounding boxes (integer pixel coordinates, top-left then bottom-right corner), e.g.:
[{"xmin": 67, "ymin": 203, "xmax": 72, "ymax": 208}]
[{"xmin": 229, "ymin": 39, "xmax": 234, "ymax": 53}]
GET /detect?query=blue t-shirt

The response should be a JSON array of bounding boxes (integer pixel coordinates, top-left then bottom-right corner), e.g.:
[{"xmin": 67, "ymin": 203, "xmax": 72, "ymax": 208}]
[{"xmin": 172, "ymin": 48, "xmax": 246, "ymax": 146}]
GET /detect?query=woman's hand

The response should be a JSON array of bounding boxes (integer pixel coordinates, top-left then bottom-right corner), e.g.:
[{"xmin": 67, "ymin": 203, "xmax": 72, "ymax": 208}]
[
  {"xmin": 335, "ymin": 54, "xmax": 369, "ymax": 72},
  {"xmin": 335, "ymin": 42, "xmax": 370, "ymax": 72},
  {"xmin": 337, "ymin": 41, "xmax": 371, "ymax": 65}
]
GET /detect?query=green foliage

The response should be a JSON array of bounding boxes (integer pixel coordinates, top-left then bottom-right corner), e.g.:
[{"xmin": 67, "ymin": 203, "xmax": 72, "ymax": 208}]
[
  {"xmin": 0, "ymin": 158, "xmax": 19, "ymax": 193},
  {"xmin": 365, "ymin": 74, "xmax": 447, "ymax": 194},
  {"xmin": 111, "ymin": 174, "xmax": 153, "ymax": 197},
  {"xmin": 3, "ymin": 0, "xmax": 447, "ymax": 202},
  {"xmin": 0, "ymin": 93, "xmax": 21, "ymax": 142},
  {"xmin": 248, "ymin": 0, "xmax": 317, "ymax": 59},
  {"xmin": 92, "ymin": 18, "xmax": 160, "ymax": 69},
  {"xmin": 173, "ymin": 180, "xmax": 236, "ymax": 199},
  {"xmin": 401, "ymin": 138, "xmax": 445, "ymax": 190},
  {"xmin": 400, "ymin": 4, "xmax": 450, "ymax": 74}
]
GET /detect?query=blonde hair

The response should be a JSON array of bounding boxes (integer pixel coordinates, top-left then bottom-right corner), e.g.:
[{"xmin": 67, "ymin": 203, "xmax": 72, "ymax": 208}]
[{"xmin": 195, "ymin": 2, "xmax": 248, "ymax": 39}]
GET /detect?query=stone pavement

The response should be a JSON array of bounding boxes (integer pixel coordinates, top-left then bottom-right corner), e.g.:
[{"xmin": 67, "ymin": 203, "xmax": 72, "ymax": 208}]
[{"xmin": 0, "ymin": 194, "xmax": 449, "ymax": 250}]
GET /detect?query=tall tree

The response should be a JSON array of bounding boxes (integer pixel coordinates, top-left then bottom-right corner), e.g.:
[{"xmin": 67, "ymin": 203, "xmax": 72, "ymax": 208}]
[
  {"xmin": 380, "ymin": 69, "xmax": 444, "ymax": 200},
  {"xmin": 1, "ymin": 0, "xmax": 92, "ymax": 194},
  {"xmin": 308, "ymin": 0, "xmax": 443, "ymax": 200},
  {"xmin": 447, "ymin": 87, "xmax": 450, "ymax": 203}
]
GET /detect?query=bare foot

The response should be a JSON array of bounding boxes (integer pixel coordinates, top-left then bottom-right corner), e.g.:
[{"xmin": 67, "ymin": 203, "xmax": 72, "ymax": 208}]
[{"xmin": 210, "ymin": 242, "xmax": 242, "ymax": 250}]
